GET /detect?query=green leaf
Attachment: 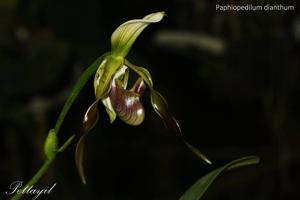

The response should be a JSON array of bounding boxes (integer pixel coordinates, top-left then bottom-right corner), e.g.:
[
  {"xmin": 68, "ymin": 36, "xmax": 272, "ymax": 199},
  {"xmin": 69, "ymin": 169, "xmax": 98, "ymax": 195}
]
[
  {"xmin": 111, "ymin": 12, "xmax": 165, "ymax": 57},
  {"xmin": 44, "ymin": 129, "xmax": 58, "ymax": 159},
  {"xmin": 180, "ymin": 156, "xmax": 260, "ymax": 200}
]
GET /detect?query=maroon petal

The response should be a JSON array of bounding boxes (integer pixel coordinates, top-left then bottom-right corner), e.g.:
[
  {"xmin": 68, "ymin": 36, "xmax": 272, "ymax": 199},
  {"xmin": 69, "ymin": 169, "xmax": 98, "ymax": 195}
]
[
  {"xmin": 109, "ymin": 78, "xmax": 146, "ymax": 126},
  {"xmin": 131, "ymin": 77, "xmax": 146, "ymax": 95},
  {"xmin": 151, "ymin": 90, "xmax": 212, "ymax": 164},
  {"xmin": 75, "ymin": 100, "xmax": 99, "ymax": 184}
]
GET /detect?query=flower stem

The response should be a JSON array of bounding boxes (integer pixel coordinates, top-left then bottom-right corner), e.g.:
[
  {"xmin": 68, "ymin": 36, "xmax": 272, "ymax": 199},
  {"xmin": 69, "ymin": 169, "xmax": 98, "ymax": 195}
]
[
  {"xmin": 10, "ymin": 53, "xmax": 110, "ymax": 200},
  {"xmin": 10, "ymin": 157, "xmax": 55, "ymax": 200}
]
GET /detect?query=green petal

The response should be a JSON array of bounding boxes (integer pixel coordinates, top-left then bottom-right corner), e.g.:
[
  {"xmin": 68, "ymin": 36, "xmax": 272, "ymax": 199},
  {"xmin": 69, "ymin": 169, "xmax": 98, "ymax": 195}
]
[
  {"xmin": 119, "ymin": 66, "xmax": 130, "ymax": 89},
  {"xmin": 102, "ymin": 97, "xmax": 116, "ymax": 123},
  {"xmin": 124, "ymin": 60, "xmax": 153, "ymax": 87},
  {"xmin": 180, "ymin": 156, "xmax": 260, "ymax": 200},
  {"xmin": 111, "ymin": 12, "xmax": 165, "ymax": 57},
  {"xmin": 94, "ymin": 55, "xmax": 124, "ymax": 100}
]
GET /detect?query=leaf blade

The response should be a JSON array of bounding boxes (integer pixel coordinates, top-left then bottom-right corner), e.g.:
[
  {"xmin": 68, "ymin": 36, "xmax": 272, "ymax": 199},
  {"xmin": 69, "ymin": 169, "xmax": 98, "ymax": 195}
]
[{"xmin": 180, "ymin": 156, "xmax": 260, "ymax": 200}]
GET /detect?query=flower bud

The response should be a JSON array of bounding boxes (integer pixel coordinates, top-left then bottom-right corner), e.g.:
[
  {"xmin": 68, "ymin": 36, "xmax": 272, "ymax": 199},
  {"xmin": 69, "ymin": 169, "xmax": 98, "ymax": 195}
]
[{"xmin": 44, "ymin": 129, "xmax": 58, "ymax": 159}]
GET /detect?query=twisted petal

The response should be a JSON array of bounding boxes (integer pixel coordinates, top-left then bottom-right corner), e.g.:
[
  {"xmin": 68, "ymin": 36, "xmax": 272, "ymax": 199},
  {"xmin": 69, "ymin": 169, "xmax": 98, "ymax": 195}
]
[
  {"xmin": 125, "ymin": 60, "xmax": 212, "ymax": 164},
  {"xmin": 111, "ymin": 12, "xmax": 165, "ymax": 57},
  {"xmin": 109, "ymin": 78, "xmax": 146, "ymax": 126},
  {"xmin": 76, "ymin": 59, "xmax": 127, "ymax": 184},
  {"xmin": 75, "ymin": 100, "xmax": 99, "ymax": 184},
  {"xmin": 150, "ymin": 90, "xmax": 181, "ymax": 133}
]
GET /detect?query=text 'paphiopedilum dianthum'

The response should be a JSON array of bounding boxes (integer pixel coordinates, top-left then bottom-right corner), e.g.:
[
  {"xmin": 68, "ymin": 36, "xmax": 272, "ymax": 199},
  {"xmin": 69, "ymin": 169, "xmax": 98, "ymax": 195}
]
[{"xmin": 75, "ymin": 12, "xmax": 212, "ymax": 184}]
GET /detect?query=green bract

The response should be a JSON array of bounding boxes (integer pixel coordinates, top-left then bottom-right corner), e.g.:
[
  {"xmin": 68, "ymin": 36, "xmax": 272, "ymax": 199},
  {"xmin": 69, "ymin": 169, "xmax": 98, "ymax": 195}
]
[{"xmin": 75, "ymin": 11, "xmax": 212, "ymax": 184}]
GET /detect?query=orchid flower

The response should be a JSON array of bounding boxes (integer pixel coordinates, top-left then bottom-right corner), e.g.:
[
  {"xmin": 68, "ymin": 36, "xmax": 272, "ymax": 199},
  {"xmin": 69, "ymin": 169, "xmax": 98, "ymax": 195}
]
[{"xmin": 75, "ymin": 12, "xmax": 212, "ymax": 184}]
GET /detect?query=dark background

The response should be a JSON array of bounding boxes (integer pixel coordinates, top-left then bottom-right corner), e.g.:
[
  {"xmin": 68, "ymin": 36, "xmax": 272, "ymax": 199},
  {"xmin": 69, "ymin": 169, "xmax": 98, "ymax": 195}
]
[{"xmin": 1, "ymin": 0, "xmax": 299, "ymax": 199}]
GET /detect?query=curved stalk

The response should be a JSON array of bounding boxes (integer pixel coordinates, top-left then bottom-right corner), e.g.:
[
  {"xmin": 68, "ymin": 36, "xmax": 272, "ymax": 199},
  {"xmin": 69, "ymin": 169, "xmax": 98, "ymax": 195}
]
[
  {"xmin": 10, "ymin": 157, "xmax": 55, "ymax": 200},
  {"xmin": 10, "ymin": 53, "xmax": 109, "ymax": 200}
]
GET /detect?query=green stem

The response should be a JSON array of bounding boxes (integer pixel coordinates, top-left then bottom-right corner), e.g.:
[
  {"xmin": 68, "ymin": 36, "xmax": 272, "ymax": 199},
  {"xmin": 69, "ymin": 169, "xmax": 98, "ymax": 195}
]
[
  {"xmin": 10, "ymin": 157, "xmax": 55, "ymax": 200},
  {"xmin": 10, "ymin": 52, "xmax": 110, "ymax": 200},
  {"xmin": 58, "ymin": 135, "xmax": 75, "ymax": 152}
]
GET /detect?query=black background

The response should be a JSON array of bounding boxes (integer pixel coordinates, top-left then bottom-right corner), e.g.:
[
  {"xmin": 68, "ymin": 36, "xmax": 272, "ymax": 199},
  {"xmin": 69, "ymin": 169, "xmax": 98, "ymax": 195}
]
[{"xmin": 0, "ymin": 0, "xmax": 299, "ymax": 199}]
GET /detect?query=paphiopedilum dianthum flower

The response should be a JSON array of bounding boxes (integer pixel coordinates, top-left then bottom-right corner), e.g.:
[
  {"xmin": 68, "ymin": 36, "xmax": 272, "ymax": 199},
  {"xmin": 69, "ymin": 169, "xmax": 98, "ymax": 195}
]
[{"xmin": 75, "ymin": 12, "xmax": 211, "ymax": 184}]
